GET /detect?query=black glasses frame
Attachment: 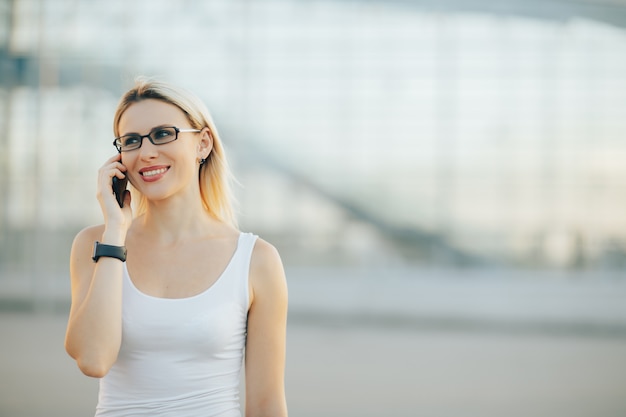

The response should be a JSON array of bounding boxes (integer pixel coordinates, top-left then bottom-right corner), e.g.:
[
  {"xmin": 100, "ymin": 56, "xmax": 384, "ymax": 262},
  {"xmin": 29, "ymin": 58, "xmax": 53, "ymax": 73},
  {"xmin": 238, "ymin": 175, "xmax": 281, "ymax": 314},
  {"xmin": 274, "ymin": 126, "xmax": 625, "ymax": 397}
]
[{"xmin": 113, "ymin": 126, "xmax": 201, "ymax": 153}]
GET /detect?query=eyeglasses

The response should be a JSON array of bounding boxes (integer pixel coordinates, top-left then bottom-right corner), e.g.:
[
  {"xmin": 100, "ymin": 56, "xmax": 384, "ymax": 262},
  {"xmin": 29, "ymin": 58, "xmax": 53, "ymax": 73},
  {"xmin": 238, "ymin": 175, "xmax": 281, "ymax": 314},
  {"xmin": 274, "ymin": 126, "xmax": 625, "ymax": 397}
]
[{"xmin": 113, "ymin": 126, "xmax": 201, "ymax": 152}]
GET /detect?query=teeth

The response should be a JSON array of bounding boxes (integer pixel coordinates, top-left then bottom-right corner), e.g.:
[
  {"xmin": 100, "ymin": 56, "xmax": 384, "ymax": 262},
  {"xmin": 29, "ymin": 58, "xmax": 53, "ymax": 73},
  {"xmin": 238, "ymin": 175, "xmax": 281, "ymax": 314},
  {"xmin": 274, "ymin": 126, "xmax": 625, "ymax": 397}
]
[{"xmin": 142, "ymin": 168, "xmax": 168, "ymax": 177}]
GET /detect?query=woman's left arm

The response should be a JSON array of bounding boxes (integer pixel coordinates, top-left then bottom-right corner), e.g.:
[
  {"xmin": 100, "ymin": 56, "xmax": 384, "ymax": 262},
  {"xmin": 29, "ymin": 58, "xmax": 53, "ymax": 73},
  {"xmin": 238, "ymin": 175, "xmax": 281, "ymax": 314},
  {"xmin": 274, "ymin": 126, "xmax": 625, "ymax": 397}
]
[{"xmin": 245, "ymin": 238, "xmax": 289, "ymax": 417}]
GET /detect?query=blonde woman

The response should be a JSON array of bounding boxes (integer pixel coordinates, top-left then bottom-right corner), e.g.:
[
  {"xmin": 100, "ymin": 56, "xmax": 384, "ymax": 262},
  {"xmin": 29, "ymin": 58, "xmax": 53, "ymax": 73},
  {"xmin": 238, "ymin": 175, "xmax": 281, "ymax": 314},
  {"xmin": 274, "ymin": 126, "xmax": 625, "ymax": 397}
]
[{"xmin": 65, "ymin": 78, "xmax": 288, "ymax": 417}]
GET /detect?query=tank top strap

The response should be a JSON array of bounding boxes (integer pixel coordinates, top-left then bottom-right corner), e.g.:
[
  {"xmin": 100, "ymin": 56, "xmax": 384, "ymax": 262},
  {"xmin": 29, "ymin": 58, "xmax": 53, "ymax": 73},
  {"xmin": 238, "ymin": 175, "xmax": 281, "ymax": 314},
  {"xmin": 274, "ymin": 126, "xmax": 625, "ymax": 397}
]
[
  {"xmin": 237, "ymin": 232, "xmax": 258, "ymax": 265},
  {"xmin": 227, "ymin": 232, "xmax": 258, "ymax": 306}
]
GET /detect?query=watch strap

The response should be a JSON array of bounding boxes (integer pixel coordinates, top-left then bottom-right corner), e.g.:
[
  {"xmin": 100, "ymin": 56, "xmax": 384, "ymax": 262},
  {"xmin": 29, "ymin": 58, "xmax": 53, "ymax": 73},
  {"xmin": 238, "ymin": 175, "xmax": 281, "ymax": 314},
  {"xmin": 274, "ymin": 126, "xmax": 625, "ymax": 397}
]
[{"xmin": 92, "ymin": 241, "xmax": 127, "ymax": 262}]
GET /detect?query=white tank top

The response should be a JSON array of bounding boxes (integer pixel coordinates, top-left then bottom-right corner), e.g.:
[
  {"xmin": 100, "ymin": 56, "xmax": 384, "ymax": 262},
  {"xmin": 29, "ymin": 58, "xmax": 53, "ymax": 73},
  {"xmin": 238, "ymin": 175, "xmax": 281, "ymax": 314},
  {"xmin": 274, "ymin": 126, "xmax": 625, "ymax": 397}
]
[{"xmin": 95, "ymin": 232, "xmax": 257, "ymax": 417}]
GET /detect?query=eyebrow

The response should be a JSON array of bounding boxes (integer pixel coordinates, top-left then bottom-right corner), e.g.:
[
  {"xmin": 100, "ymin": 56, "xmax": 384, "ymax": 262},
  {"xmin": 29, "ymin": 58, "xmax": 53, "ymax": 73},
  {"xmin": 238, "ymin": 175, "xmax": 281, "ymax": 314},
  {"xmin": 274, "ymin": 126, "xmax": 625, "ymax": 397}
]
[{"xmin": 120, "ymin": 124, "xmax": 172, "ymax": 137}]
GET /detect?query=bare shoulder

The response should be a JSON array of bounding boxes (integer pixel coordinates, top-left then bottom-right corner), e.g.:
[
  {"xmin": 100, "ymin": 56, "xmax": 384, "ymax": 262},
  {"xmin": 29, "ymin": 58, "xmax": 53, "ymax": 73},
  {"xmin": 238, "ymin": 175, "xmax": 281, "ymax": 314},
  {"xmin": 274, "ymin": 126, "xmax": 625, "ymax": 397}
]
[
  {"xmin": 74, "ymin": 224, "xmax": 105, "ymax": 245},
  {"xmin": 249, "ymin": 237, "xmax": 287, "ymax": 299},
  {"xmin": 70, "ymin": 224, "xmax": 105, "ymax": 270},
  {"xmin": 250, "ymin": 238, "xmax": 282, "ymax": 271},
  {"xmin": 72, "ymin": 224, "xmax": 105, "ymax": 253}
]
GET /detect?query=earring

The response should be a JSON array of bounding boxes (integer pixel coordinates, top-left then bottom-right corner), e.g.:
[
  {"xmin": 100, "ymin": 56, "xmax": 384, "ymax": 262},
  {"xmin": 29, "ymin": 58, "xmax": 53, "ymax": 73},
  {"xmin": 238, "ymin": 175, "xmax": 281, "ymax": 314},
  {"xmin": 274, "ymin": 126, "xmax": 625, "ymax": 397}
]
[{"xmin": 199, "ymin": 158, "xmax": 206, "ymax": 165}]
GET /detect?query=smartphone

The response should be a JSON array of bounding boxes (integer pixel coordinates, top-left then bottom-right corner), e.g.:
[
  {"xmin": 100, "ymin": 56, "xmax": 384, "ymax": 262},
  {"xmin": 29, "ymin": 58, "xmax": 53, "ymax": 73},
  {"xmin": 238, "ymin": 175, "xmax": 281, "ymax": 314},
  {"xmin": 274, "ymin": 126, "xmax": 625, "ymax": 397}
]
[{"xmin": 112, "ymin": 176, "xmax": 128, "ymax": 208}]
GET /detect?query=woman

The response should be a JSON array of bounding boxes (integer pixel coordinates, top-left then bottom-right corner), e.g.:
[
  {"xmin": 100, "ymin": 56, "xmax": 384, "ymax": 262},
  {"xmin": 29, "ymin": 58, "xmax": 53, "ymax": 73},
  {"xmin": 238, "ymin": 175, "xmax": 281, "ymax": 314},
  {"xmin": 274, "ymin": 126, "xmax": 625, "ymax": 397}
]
[{"xmin": 65, "ymin": 77, "xmax": 288, "ymax": 417}]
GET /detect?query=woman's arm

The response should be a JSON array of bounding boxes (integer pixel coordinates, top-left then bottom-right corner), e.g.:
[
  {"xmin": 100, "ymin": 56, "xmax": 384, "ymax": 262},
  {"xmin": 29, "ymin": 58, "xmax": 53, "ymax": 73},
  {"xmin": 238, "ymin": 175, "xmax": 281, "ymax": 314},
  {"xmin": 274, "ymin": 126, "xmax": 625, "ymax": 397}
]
[
  {"xmin": 64, "ymin": 225, "xmax": 126, "ymax": 378},
  {"xmin": 65, "ymin": 154, "xmax": 131, "ymax": 378},
  {"xmin": 245, "ymin": 239, "xmax": 289, "ymax": 417}
]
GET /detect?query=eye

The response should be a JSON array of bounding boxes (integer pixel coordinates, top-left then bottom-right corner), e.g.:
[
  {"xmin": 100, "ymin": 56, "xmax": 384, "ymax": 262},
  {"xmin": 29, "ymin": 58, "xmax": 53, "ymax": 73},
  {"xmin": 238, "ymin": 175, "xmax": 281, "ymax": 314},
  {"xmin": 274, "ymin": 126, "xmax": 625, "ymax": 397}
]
[
  {"xmin": 153, "ymin": 128, "xmax": 175, "ymax": 140},
  {"xmin": 122, "ymin": 135, "xmax": 141, "ymax": 146}
]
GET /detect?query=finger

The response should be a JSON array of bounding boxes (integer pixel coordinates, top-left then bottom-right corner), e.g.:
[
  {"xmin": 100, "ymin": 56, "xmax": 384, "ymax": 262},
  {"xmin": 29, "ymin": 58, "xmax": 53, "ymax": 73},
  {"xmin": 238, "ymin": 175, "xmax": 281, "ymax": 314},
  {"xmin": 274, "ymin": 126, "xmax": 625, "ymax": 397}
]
[
  {"xmin": 123, "ymin": 190, "xmax": 131, "ymax": 206},
  {"xmin": 99, "ymin": 162, "xmax": 123, "ymax": 176},
  {"xmin": 113, "ymin": 170, "xmax": 127, "ymax": 179},
  {"xmin": 100, "ymin": 160, "xmax": 127, "ymax": 178},
  {"xmin": 104, "ymin": 153, "xmax": 122, "ymax": 165}
]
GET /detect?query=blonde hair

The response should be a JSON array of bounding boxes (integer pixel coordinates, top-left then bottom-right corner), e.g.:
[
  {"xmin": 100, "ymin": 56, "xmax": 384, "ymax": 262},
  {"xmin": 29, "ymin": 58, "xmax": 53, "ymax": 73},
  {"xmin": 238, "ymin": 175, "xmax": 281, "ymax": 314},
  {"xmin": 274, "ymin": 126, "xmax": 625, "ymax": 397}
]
[{"xmin": 113, "ymin": 77, "xmax": 237, "ymax": 228}]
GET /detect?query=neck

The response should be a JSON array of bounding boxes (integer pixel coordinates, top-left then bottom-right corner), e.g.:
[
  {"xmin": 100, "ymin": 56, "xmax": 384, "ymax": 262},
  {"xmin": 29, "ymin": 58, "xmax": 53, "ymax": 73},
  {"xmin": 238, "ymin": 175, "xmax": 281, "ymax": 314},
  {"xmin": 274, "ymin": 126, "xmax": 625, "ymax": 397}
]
[{"xmin": 137, "ymin": 195, "xmax": 228, "ymax": 245}]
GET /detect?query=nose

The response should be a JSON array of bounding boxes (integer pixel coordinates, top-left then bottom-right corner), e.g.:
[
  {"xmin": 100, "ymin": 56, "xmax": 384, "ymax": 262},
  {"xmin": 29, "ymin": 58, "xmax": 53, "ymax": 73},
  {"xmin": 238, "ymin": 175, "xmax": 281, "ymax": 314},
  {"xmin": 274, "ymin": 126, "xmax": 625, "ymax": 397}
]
[{"xmin": 137, "ymin": 136, "xmax": 159, "ymax": 160}]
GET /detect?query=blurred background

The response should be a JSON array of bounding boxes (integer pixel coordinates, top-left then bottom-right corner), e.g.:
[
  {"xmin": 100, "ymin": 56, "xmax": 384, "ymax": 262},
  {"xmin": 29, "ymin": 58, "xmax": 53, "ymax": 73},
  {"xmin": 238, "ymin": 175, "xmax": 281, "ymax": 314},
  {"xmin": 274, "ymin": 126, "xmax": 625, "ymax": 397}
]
[{"xmin": 1, "ymin": 0, "xmax": 626, "ymax": 416}]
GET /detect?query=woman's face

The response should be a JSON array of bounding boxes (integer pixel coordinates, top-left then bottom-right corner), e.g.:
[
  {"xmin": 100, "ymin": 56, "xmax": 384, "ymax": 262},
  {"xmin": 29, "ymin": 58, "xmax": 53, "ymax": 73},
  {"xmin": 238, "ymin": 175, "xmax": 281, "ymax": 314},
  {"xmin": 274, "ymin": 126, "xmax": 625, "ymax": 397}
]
[{"xmin": 116, "ymin": 99, "xmax": 210, "ymax": 203}]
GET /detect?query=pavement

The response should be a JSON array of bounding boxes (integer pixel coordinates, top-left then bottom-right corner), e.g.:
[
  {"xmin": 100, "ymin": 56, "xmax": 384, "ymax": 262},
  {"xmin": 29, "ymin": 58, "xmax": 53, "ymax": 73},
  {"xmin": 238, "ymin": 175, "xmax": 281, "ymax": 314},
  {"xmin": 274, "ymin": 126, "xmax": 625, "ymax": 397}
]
[
  {"xmin": 2, "ymin": 267, "xmax": 626, "ymax": 417},
  {"xmin": 2, "ymin": 311, "xmax": 626, "ymax": 417}
]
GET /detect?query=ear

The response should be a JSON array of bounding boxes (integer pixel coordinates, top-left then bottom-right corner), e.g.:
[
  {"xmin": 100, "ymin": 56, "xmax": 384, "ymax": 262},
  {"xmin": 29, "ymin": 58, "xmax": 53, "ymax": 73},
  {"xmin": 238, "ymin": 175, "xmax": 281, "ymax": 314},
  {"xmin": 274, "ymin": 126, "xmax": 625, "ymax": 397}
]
[{"xmin": 197, "ymin": 127, "xmax": 213, "ymax": 160}]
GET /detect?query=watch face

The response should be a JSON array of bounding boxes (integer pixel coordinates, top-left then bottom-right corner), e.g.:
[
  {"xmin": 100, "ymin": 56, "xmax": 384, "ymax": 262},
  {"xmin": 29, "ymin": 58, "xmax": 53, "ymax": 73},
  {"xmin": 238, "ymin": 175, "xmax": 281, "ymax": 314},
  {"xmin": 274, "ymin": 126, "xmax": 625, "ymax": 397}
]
[{"xmin": 92, "ymin": 241, "xmax": 99, "ymax": 262}]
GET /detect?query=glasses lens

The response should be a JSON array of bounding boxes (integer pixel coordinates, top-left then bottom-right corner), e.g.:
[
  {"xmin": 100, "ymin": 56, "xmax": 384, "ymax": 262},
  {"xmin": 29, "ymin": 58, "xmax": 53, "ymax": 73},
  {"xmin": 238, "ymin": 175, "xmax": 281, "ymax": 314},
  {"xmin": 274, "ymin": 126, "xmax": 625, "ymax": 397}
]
[
  {"xmin": 115, "ymin": 127, "xmax": 179, "ymax": 152},
  {"xmin": 151, "ymin": 127, "xmax": 177, "ymax": 145},
  {"xmin": 119, "ymin": 135, "xmax": 142, "ymax": 151}
]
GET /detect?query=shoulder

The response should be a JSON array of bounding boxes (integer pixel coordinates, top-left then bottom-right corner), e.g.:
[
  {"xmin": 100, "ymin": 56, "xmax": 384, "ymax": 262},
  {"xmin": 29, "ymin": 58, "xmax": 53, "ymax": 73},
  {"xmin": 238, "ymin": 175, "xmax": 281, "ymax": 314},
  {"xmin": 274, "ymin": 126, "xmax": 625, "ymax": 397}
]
[
  {"xmin": 74, "ymin": 224, "xmax": 105, "ymax": 245},
  {"xmin": 70, "ymin": 224, "xmax": 105, "ymax": 265},
  {"xmin": 250, "ymin": 237, "xmax": 281, "ymax": 268},
  {"xmin": 72, "ymin": 224, "xmax": 105, "ymax": 252},
  {"xmin": 250, "ymin": 237, "xmax": 284, "ymax": 281},
  {"xmin": 249, "ymin": 237, "xmax": 287, "ymax": 302}
]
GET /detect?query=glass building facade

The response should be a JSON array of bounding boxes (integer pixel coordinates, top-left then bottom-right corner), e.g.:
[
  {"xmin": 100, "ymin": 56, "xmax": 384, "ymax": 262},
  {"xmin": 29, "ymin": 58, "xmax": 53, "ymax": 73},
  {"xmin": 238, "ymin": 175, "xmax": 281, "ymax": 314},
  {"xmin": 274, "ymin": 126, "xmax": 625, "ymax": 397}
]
[{"xmin": 1, "ymin": 0, "xmax": 626, "ymax": 290}]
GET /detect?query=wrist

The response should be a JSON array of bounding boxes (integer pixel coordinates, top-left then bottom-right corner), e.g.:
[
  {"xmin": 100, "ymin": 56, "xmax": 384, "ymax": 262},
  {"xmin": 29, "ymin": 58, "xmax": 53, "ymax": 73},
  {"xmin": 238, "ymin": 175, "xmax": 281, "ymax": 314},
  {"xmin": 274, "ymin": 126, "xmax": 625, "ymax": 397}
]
[{"xmin": 92, "ymin": 241, "xmax": 127, "ymax": 263}]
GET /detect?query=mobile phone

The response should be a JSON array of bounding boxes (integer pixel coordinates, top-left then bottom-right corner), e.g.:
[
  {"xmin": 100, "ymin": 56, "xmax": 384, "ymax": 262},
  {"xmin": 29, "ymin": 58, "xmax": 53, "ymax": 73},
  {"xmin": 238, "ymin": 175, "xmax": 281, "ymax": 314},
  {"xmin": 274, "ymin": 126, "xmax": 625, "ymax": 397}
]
[{"xmin": 112, "ymin": 176, "xmax": 128, "ymax": 208}]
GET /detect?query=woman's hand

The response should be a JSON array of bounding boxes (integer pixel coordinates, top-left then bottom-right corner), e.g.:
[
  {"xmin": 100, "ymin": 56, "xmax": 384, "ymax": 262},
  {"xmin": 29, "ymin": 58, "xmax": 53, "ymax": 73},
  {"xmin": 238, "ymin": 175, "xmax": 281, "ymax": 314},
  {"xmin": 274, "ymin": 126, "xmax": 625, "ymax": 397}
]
[{"xmin": 97, "ymin": 154, "xmax": 132, "ymax": 237}]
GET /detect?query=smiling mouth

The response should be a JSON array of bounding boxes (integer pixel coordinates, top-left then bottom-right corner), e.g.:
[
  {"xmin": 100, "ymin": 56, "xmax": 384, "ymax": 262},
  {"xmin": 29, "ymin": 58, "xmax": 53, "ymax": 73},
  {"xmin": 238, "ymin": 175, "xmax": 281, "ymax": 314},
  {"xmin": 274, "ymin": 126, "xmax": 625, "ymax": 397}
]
[{"xmin": 141, "ymin": 167, "xmax": 169, "ymax": 177}]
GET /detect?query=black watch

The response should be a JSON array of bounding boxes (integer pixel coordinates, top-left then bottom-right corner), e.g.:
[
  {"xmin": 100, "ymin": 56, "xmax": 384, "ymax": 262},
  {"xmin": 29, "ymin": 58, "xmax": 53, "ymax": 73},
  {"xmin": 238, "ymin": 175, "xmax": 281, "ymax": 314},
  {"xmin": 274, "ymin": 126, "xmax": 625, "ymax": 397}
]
[{"xmin": 92, "ymin": 241, "xmax": 127, "ymax": 263}]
